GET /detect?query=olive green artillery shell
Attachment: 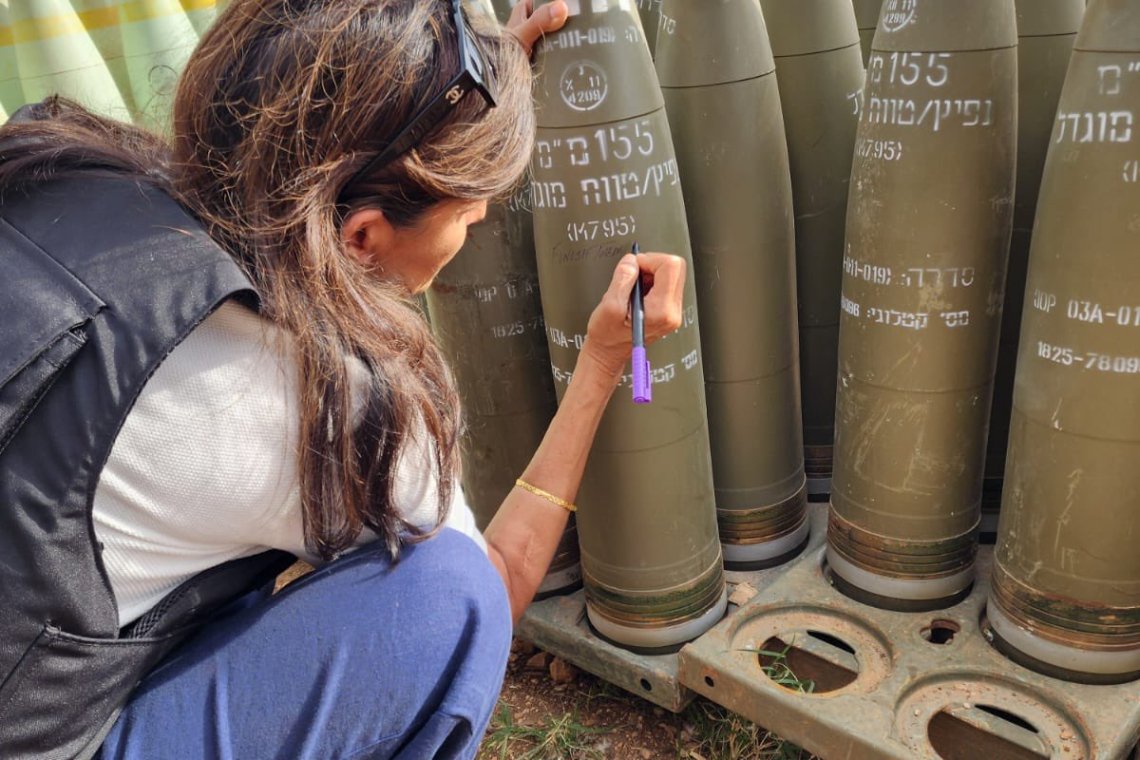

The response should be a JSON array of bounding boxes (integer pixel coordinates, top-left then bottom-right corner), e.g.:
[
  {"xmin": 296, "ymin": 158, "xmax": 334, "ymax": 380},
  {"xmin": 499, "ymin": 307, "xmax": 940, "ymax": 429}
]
[
  {"xmin": 490, "ymin": 0, "xmax": 515, "ymax": 23},
  {"xmin": 531, "ymin": 0, "xmax": 725, "ymax": 646},
  {"xmin": 984, "ymin": 0, "xmax": 1085, "ymax": 521},
  {"xmin": 873, "ymin": 0, "xmax": 1018, "ymax": 51},
  {"xmin": 988, "ymin": 0, "xmax": 1140, "ymax": 682},
  {"xmin": 426, "ymin": 198, "xmax": 555, "ymax": 529},
  {"xmin": 656, "ymin": 0, "xmax": 807, "ymax": 569},
  {"xmin": 426, "ymin": 190, "xmax": 582, "ymax": 597},
  {"xmin": 854, "ymin": 0, "xmax": 884, "ymax": 67},
  {"xmin": 828, "ymin": 0, "xmax": 1018, "ymax": 608},
  {"xmin": 759, "ymin": 0, "xmax": 865, "ymax": 492},
  {"xmin": 636, "ymin": 0, "xmax": 661, "ymax": 58}
]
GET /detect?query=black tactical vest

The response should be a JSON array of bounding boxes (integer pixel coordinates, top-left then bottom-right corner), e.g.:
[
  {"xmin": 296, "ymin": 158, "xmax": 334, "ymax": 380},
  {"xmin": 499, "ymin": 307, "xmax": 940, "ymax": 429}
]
[{"xmin": 0, "ymin": 174, "xmax": 295, "ymax": 758}]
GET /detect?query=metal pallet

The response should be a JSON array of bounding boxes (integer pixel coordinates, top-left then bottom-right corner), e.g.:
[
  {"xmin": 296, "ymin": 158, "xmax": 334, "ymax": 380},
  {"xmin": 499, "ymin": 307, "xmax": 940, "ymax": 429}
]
[
  {"xmin": 516, "ymin": 503, "xmax": 832, "ymax": 713},
  {"xmin": 519, "ymin": 503, "xmax": 1140, "ymax": 759}
]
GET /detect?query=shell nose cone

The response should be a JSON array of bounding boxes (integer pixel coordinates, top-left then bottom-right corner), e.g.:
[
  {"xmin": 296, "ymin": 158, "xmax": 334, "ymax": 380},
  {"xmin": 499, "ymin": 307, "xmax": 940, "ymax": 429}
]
[
  {"xmin": 655, "ymin": 0, "xmax": 775, "ymax": 89},
  {"xmin": 871, "ymin": 0, "xmax": 1018, "ymax": 53},
  {"xmin": 1076, "ymin": 0, "xmax": 1140, "ymax": 53},
  {"xmin": 760, "ymin": 0, "xmax": 859, "ymax": 58},
  {"xmin": 1015, "ymin": 0, "xmax": 1085, "ymax": 38}
]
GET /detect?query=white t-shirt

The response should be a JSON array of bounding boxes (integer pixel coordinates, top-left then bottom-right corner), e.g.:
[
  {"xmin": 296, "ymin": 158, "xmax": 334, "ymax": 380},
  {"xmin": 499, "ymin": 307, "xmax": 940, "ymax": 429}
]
[{"xmin": 92, "ymin": 301, "xmax": 485, "ymax": 626}]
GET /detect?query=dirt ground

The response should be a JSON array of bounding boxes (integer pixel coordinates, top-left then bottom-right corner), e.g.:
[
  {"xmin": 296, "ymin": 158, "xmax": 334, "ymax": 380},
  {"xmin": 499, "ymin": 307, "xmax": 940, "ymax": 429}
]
[
  {"xmin": 277, "ymin": 563, "xmax": 814, "ymax": 759},
  {"xmin": 478, "ymin": 638, "xmax": 816, "ymax": 760}
]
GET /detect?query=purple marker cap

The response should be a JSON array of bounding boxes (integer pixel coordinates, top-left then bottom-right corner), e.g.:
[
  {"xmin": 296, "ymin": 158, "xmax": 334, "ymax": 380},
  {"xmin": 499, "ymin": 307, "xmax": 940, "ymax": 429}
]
[
  {"xmin": 632, "ymin": 346, "xmax": 652, "ymax": 404},
  {"xmin": 629, "ymin": 242, "xmax": 651, "ymax": 404}
]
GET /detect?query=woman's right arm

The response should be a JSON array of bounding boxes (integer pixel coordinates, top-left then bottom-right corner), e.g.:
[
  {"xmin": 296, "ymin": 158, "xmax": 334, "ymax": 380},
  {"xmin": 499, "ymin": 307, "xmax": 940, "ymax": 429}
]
[{"xmin": 481, "ymin": 252, "xmax": 687, "ymax": 623}]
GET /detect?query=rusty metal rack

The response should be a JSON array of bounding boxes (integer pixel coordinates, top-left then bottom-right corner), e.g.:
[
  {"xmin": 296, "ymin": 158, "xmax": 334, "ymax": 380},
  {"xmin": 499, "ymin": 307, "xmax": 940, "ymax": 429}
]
[
  {"xmin": 518, "ymin": 503, "xmax": 1140, "ymax": 759},
  {"xmin": 516, "ymin": 505, "xmax": 832, "ymax": 713}
]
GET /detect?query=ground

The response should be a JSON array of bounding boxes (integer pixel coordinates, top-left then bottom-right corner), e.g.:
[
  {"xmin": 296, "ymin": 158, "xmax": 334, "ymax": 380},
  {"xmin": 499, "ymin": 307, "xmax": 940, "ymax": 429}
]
[
  {"xmin": 478, "ymin": 638, "xmax": 818, "ymax": 760},
  {"xmin": 277, "ymin": 563, "xmax": 816, "ymax": 759}
]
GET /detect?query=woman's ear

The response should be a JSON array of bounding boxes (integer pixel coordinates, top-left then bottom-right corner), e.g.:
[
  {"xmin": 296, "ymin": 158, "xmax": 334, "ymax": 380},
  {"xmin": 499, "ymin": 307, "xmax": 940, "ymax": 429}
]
[{"xmin": 341, "ymin": 208, "xmax": 396, "ymax": 267}]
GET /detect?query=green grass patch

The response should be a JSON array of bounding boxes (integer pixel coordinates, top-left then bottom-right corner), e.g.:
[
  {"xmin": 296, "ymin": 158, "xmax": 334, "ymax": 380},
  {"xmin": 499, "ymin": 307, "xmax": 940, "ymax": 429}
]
[
  {"xmin": 755, "ymin": 639, "xmax": 816, "ymax": 695},
  {"xmin": 680, "ymin": 699, "xmax": 811, "ymax": 760},
  {"xmin": 481, "ymin": 702, "xmax": 613, "ymax": 760}
]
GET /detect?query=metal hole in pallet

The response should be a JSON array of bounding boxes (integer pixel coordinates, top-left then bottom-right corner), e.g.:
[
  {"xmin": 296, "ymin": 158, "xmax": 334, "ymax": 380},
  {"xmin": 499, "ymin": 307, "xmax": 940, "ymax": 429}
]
[
  {"xmin": 927, "ymin": 704, "xmax": 1049, "ymax": 760},
  {"xmin": 921, "ymin": 620, "xmax": 961, "ymax": 645},
  {"xmin": 758, "ymin": 631, "xmax": 860, "ymax": 694}
]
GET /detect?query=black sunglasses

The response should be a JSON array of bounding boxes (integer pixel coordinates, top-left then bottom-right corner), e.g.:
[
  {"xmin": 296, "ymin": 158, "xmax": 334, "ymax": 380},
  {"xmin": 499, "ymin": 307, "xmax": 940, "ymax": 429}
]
[{"xmin": 344, "ymin": 0, "xmax": 498, "ymax": 190}]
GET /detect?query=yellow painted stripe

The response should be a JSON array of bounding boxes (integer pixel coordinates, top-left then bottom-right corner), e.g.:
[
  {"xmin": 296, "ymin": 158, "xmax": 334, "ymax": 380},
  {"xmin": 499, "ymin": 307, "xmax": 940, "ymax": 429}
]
[
  {"xmin": 119, "ymin": 0, "xmax": 200, "ymax": 23},
  {"xmin": 76, "ymin": 7, "xmax": 120, "ymax": 31},
  {"xmin": 180, "ymin": 0, "xmax": 217, "ymax": 11},
  {"xmin": 10, "ymin": 14, "xmax": 96, "ymax": 45},
  {"xmin": 3, "ymin": 2, "xmax": 213, "ymax": 46},
  {"xmin": 8, "ymin": 9, "xmax": 115, "ymax": 45}
]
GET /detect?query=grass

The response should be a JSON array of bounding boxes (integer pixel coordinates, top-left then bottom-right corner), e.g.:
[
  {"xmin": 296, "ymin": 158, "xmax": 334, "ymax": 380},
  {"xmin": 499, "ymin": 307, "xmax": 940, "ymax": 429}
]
[
  {"xmin": 484, "ymin": 695, "xmax": 812, "ymax": 760},
  {"xmin": 755, "ymin": 638, "xmax": 816, "ymax": 695},
  {"xmin": 481, "ymin": 641, "xmax": 819, "ymax": 759},
  {"xmin": 679, "ymin": 700, "xmax": 811, "ymax": 760},
  {"xmin": 481, "ymin": 702, "xmax": 612, "ymax": 760},
  {"xmin": 677, "ymin": 644, "xmax": 814, "ymax": 760},
  {"xmin": 579, "ymin": 678, "xmax": 637, "ymax": 709}
]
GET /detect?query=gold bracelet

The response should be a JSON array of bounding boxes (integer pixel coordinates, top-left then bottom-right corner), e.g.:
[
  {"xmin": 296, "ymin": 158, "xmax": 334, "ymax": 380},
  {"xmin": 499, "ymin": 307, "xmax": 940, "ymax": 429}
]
[{"xmin": 514, "ymin": 478, "xmax": 577, "ymax": 513}]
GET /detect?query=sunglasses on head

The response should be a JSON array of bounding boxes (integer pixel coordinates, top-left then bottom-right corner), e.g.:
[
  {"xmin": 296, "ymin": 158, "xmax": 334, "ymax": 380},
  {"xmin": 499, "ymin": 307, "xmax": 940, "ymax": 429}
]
[{"xmin": 344, "ymin": 0, "xmax": 499, "ymax": 191}]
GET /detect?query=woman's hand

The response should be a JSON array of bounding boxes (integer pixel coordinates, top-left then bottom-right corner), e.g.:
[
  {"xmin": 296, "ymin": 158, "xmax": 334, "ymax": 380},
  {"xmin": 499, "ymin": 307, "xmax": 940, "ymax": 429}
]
[
  {"xmin": 483, "ymin": 251, "xmax": 685, "ymax": 620},
  {"xmin": 505, "ymin": 0, "xmax": 570, "ymax": 57},
  {"xmin": 581, "ymin": 252, "xmax": 687, "ymax": 383}
]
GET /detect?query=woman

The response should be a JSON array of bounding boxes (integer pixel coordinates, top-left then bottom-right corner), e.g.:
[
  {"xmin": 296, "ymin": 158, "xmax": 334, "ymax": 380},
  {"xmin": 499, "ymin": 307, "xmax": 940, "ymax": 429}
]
[{"xmin": 0, "ymin": 1, "xmax": 685, "ymax": 758}]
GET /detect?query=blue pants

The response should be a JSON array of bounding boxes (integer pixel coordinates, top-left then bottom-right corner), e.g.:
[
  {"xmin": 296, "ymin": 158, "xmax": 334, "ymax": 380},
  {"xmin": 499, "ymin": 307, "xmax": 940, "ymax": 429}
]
[{"xmin": 98, "ymin": 529, "xmax": 511, "ymax": 760}]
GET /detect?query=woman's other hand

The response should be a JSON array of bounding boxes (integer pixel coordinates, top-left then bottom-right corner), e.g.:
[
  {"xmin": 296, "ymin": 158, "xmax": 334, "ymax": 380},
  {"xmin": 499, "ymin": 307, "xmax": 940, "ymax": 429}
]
[
  {"xmin": 582, "ymin": 252, "xmax": 687, "ymax": 383},
  {"xmin": 506, "ymin": 0, "xmax": 569, "ymax": 57}
]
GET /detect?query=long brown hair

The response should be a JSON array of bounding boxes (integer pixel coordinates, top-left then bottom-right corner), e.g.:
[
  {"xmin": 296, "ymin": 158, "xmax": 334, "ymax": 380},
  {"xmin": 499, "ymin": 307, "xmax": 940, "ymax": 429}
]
[{"xmin": 0, "ymin": 0, "xmax": 535, "ymax": 560}]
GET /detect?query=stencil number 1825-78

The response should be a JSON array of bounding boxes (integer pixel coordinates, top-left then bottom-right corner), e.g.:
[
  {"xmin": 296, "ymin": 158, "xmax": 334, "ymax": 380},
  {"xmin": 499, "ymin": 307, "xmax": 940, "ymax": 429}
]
[{"xmin": 1038, "ymin": 341, "xmax": 1074, "ymax": 366}]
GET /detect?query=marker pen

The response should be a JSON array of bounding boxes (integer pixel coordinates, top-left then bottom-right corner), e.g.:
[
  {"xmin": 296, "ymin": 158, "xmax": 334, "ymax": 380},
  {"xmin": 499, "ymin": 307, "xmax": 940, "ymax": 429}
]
[{"xmin": 630, "ymin": 242, "xmax": 652, "ymax": 404}]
